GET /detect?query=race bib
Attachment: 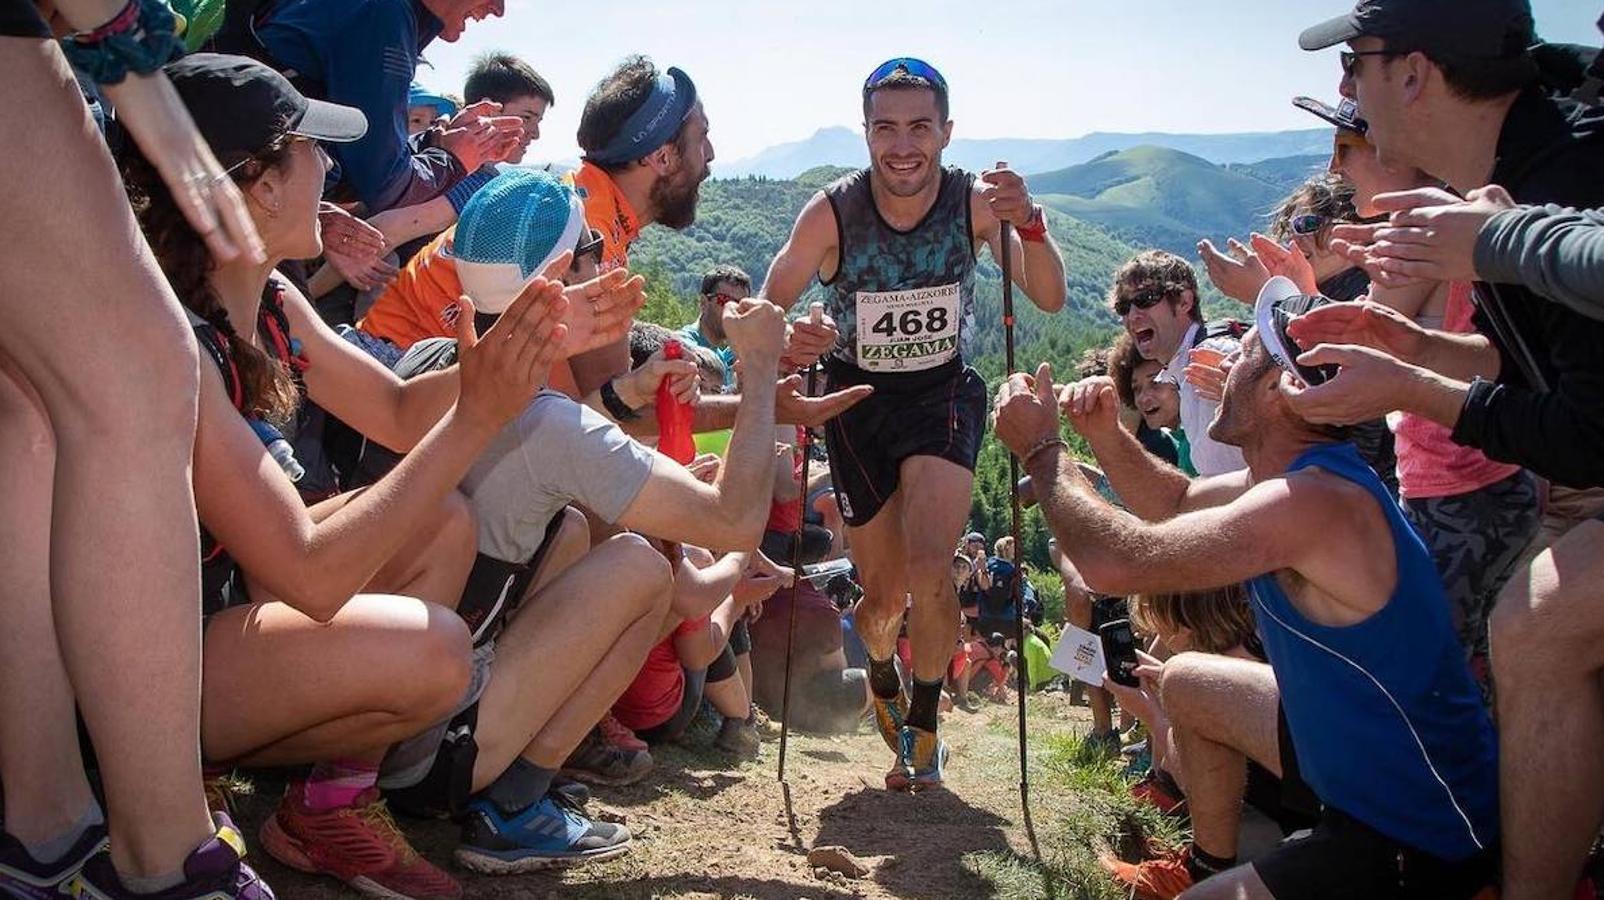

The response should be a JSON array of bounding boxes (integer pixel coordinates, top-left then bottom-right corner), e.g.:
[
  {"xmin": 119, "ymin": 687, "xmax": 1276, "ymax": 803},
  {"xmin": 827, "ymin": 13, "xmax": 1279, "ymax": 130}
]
[{"xmin": 854, "ymin": 283, "xmax": 960, "ymax": 372}]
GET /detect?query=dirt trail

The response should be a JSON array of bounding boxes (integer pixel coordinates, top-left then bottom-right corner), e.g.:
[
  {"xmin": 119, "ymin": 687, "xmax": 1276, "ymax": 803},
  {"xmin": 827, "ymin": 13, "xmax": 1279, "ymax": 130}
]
[{"xmin": 235, "ymin": 697, "xmax": 1091, "ymax": 899}]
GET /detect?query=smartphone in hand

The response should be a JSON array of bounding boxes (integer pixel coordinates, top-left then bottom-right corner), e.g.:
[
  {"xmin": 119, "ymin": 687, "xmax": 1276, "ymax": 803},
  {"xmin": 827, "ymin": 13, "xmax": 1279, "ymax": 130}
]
[{"xmin": 1099, "ymin": 618, "xmax": 1141, "ymax": 688}]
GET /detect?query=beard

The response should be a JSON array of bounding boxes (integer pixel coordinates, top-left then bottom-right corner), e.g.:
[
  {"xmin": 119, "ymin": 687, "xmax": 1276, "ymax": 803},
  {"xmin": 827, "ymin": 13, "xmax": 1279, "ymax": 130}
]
[{"xmin": 652, "ymin": 165, "xmax": 704, "ymax": 230}]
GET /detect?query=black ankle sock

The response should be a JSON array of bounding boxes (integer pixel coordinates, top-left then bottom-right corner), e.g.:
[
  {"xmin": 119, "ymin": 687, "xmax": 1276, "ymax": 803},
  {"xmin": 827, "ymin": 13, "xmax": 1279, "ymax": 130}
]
[
  {"xmin": 478, "ymin": 757, "xmax": 556, "ymax": 817},
  {"xmin": 1185, "ymin": 844, "xmax": 1237, "ymax": 882},
  {"xmin": 868, "ymin": 656, "xmax": 902, "ymax": 700},
  {"xmin": 905, "ymin": 677, "xmax": 943, "ymax": 734}
]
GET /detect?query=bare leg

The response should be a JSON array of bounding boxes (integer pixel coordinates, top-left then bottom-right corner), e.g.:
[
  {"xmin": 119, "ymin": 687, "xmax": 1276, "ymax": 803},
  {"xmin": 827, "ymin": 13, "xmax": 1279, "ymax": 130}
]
[
  {"xmin": 472, "ymin": 534, "xmax": 673, "ymax": 783},
  {"xmin": 844, "ymin": 492, "xmax": 909, "ymax": 662},
  {"xmin": 1159, "ymin": 654, "xmax": 1281, "ymax": 861},
  {"xmin": 200, "ymin": 595, "xmax": 471, "ymax": 765},
  {"xmin": 0, "ymin": 38, "xmax": 211, "ymax": 877},
  {"xmin": 704, "ymin": 675, "xmax": 750, "ymax": 719},
  {"xmin": 1491, "ymin": 521, "xmax": 1604, "ymax": 900},
  {"xmin": 0, "ymin": 358, "xmax": 95, "ymax": 845},
  {"xmin": 897, "ymin": 457, "xmax": 974, "ymax": 685}
]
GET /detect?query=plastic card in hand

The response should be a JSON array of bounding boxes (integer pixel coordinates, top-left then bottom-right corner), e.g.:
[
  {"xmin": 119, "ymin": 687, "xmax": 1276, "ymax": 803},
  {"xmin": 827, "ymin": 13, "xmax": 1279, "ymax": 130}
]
[{"xmin": 1048, "ymin": 623, "xmax": 1108, "ymax": 687}]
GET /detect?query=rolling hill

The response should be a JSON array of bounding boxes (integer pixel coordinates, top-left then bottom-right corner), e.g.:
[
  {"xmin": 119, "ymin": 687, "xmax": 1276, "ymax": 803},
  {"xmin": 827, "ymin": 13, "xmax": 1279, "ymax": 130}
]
[
  {"xmin": 1027, "ymin": 146, "xmax": 1303, "ymax": 254},
  {"xmin": 720, "ymin": 125, "xmax": 1336, "ymax": 179}
]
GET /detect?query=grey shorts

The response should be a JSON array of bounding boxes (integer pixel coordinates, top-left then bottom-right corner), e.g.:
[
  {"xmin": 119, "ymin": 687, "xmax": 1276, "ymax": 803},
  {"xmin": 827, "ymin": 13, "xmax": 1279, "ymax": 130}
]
[{"xmin": 378, "ymin": 641, "xmax": 496, "ymax": 791}]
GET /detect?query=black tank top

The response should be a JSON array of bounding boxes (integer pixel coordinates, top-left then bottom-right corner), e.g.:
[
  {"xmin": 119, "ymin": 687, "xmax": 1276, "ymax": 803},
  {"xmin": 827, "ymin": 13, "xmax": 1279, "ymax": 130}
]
[{"xmin": 822, "ymin": 166, "xmax": 976, "ymax": 372}]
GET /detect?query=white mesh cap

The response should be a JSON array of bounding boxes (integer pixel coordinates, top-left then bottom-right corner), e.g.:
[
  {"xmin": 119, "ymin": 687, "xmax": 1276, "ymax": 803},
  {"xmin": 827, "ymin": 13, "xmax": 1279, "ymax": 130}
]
[{"xmin": 453, "ymin": 169, "xmax": 587, "ymax": 314}]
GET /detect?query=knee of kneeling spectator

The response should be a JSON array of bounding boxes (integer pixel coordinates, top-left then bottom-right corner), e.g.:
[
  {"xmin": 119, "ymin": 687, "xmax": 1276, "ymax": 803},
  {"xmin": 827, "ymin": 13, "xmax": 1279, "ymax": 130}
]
[
  {"xmin": 1156, "ymin": 652, "xmax": 1220, "ymax": 727},
  {"xmin": 413, "ymin": 606, "xmax": 473, "ymax": 723}
]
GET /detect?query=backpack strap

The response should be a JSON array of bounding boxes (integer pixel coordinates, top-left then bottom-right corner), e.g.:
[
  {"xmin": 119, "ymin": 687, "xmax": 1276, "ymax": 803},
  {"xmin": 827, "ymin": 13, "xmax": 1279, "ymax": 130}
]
[{"xmin": 257, "ymin": 277, "xmax": 309, "ymax": 377}]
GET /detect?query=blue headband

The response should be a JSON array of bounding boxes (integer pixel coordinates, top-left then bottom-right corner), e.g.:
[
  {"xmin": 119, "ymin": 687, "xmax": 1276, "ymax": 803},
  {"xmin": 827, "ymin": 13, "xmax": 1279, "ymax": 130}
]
[{"xmin": 586, "ymin": 66, "xmax": 697, "ymax": 166}]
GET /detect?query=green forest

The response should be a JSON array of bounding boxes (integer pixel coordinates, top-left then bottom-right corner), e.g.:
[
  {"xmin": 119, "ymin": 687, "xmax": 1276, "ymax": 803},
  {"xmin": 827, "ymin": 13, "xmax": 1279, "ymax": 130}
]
[{"xmin": 631, "ymin": 158, "xmax": 1272, "ymax": 586}]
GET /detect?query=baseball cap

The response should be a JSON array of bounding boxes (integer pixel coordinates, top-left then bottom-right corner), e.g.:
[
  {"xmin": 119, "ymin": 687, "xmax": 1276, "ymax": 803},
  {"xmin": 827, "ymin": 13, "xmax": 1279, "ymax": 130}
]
[
  {"xmin": 1299, "ymin": 0, "xmax": 1534, "ymax": 58},
  {"xmin": 1255, "ymin": 277, "xmax": 1339, "ymax": 387},
  {"xmin": 1292, "ymin": 96, "xmax": 1369, "ymax": 136},
  {"xmin": 408, "ymin": 83, "xmax": 459, "ymax": 119},
  {"xmin": 164, "ymin": 54, "xmax": 366, "ymax": 163},
  {"xmin": 453, "ymin": 170, "xmax": 588, "ymax": 315}
]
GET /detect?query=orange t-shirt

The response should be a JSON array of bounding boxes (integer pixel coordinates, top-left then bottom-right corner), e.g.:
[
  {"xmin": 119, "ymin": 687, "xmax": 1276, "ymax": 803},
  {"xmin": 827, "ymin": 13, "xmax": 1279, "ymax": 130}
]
[
  {"xmin": 568, "ymin": 161, "xmax": 640, "ymax": 273},
  {"xmin": 359, "ymin": 229, "xmax": 462, "ymax": 351}
]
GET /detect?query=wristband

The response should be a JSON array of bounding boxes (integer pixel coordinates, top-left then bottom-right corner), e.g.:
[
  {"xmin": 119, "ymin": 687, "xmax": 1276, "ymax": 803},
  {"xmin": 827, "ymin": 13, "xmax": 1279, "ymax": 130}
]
[
  {"xmin": 62, "ymin": 0, "xmax": 184, "ymax": 85},
  {"xmin": 1015, "ymin": 205, "xmax": 1048, "ymax": 243},
  {"xmin": 600, "ymin": 379, "xmax": 641, "ymax": 421},
  {"xmin": 1022, "ymin": 436, "xmax": 1067, "ymax": 469}
]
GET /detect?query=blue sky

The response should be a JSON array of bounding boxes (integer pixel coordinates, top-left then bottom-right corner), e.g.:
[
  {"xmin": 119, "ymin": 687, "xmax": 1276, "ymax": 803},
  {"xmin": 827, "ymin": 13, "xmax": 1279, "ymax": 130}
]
[{"xmin": 416, "ymin": 0, "xmax": 1602, "ymax": 166}]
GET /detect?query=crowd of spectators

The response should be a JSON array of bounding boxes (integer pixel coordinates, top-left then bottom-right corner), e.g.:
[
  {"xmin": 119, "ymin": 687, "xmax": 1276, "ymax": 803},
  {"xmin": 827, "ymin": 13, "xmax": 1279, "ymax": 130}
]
[{"xmin": 7, "ymin": 0, "xmax": 1604, "ymax": 897}]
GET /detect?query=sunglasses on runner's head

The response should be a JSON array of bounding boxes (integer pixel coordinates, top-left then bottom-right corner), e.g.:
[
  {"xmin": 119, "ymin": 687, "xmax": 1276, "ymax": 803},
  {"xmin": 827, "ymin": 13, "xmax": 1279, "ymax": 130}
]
[
  {"xmin": 1290, "ymin": 213, "xmax": 1328, "ymax": 237},
  {"xmin": 1115, "ymin": 287, "xmax": 1173, "ymax": 317},
  {"xmin": 864, "ymin": 57, "xmax": 948, "ymax": 91}
]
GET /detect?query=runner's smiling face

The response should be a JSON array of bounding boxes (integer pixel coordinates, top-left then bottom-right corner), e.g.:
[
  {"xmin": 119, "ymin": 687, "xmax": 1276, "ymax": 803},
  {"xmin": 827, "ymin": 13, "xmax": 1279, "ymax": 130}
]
[{"xmin": 864, "ymin": 87, "xmax": 952, "ymax": 199}]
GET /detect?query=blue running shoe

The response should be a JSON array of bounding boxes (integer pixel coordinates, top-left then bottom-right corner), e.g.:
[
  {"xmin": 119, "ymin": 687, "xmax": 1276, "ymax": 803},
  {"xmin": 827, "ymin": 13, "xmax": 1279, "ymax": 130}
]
[
  {"xmin": 0, "ymin": 822, "xmax": 106, "ymax": 899},
  {"xmin": 884, "ymin": 725, "xmax": 949, "ymax": 793},
  {"xmin": 454, "ymin": 794, "xmax": 631, "ymax": 875}
]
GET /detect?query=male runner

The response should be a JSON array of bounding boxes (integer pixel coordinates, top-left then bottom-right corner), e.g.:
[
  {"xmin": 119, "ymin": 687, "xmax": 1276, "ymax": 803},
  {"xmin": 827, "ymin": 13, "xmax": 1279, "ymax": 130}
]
[{"xmin": 762, "ymin": 57, "xmax": 1066, "ymax": 789}]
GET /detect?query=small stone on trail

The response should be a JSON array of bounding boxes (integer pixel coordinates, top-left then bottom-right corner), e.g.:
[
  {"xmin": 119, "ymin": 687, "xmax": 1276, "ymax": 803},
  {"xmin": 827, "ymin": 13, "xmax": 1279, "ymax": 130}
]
[{"xmin": 806, "ymin": 845, "xmax": 870, "ymax": 879}]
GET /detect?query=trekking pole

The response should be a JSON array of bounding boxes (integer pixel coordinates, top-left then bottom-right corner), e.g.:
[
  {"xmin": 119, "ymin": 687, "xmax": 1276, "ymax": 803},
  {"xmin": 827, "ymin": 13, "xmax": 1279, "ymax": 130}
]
[
  {"xmin": 999, "ymin": 193, "xmax": 1032, "ymax": 812},
  {"xmin": 778, "ymin": 302, "xmax": 825, "ymax": 783}
]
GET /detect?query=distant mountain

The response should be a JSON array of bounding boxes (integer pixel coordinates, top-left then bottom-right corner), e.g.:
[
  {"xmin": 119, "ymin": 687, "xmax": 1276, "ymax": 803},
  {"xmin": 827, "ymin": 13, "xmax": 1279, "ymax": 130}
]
[
  {"xmin": 1028, "ymin": 146, "xmax": 1298, "ymax": 254},
  {"xmin": 1225, "ymin": 154, "xmax": 1329, "ymax": 193},
  {"xmin": 720, "ymin": 126, "xmax": 1336, "ymax": 179}
]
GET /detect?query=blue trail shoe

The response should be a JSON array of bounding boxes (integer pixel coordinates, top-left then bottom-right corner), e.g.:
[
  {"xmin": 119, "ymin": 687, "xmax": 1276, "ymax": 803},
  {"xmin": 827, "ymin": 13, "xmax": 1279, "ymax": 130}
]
[
  {"xmin": 454, "ymin": 794, "xmax": 632, "ymax": 875},
  {"xmin": 884, "ymin": 725, "xmax": 949, "ymax": 793}
]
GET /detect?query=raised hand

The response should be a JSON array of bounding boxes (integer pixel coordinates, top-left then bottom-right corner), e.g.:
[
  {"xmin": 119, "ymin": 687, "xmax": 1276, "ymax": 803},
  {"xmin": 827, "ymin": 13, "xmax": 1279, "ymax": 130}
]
[
  {"xmin": 620, "ymin": 346, "xmax": 699, "ymax": 410},
  {"xmin": 1057, "ymin": 375, "xmax": 1121, "ymax": 441},
  {"xmin": 1249, "ymin": 233, "xmax": 1319, "ymax": 297},
  {"xmin": 993, "ymin": 362, "xmax": 1062, "ymax": 460},
  {"xmin": 562, "ymin": 264, "xmax": 647, "ymax": 356},
  {"xmin": 1333, "ymin": 186, "xmax": 1516, "ymax": 287},
  {"xmin": 1285, "ymin": 298, "xmax": 1429, "ymax": 364},
  {"xmin": 103, "ymin": 72, "xmax": 264, "ymax": 265},
  {"xmin": 1197, "ymin": 238, "xmax": 1270, "ymax": 304},
  {"xmin": 1280, "ymin": 343, "xmax": 1417, "ymax": 425},
  {"xmin": 318, "ymin": 203, "xmax": 389, "ymax": 285},
  {"xmin": 1185, "ymin": 347, "xmax": 1228, "ymax": 403},
  {"xmin": 979, "ymin": 160, "xmax": 1036, "ymax": 226},
  {"xmin": 439, "ymin": 100, "xmax": 526, "ymax": 171},
  {"xmin": 782, "ymin": 301, "xmax": 838, "ymax": 370},
  {"xmin": 722, "ymin": 298, "xmax": 788, "ymax": 367},
  {"xmin": 454, "ymin": 278, "xmax": 568, "ymax": 430},
  {"xmin": 774, "ymin": 375, "xmax": 872, "ymax": 426}
]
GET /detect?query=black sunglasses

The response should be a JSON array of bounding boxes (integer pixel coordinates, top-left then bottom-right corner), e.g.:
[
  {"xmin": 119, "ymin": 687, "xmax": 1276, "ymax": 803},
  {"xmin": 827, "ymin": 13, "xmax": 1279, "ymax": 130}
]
[
  {"xmin": 572, "ymin": 227, "xmax": 604, "ymax": 264},
  {"xmin": 1340, "ymin": 49, "xmax": 1401, "ymax": 77},
  {"xmin": 1115, "ymin": 287, "xmax": 1173, "ymax": 317}
]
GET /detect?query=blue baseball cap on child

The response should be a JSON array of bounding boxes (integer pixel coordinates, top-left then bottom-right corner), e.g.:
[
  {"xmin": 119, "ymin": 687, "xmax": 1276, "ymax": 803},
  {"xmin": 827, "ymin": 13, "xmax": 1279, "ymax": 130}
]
[
  {"xmin": 407, "ymin": 83, "xmax": 458, "ymax": 118},
  {"xmin": 453, "ymin": 170, "xmax": 588, "ymax": 315}
]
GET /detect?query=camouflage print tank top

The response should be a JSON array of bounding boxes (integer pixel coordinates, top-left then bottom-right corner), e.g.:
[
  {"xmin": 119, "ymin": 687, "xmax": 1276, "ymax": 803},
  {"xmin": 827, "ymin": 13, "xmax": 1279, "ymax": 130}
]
[{"xmin": 823, "ymin": 166, "xmax": 976, "ymax": 372}]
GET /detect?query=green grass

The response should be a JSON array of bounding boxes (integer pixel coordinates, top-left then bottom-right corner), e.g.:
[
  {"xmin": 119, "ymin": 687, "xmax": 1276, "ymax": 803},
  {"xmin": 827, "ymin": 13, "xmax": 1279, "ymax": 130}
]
[{"xmin": 966, "ymin": 703, "xmax": 1187, "ymax": 900}]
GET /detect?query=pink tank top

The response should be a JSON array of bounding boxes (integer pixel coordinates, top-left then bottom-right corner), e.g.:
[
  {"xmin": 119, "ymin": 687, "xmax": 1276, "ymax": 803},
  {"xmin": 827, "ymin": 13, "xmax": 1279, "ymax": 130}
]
[{"xmin": 1391, "ymin": 282, "xmax": 1522, "ymax": 500}]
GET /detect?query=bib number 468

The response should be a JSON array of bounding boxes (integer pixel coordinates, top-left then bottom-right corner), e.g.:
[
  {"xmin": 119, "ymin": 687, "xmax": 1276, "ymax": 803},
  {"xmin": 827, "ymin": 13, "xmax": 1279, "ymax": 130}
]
[{"xmin": 870, "ymin": 307, "xmax": 949, "ymax": 338}]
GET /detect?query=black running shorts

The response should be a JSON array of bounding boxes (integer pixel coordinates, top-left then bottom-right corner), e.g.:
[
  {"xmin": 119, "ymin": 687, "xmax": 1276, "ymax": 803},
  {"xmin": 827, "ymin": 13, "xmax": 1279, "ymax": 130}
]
[
  {"xmin": 822, "ymin": 356, "xmax": 987, "ymax": 527},
  {"xmin": 1252, "ymin": 806, "xmax": 1498, "ymax": 899},
  {"xmin": 0, "ymin": 0, "xmax": 48, "ymax": 38}
]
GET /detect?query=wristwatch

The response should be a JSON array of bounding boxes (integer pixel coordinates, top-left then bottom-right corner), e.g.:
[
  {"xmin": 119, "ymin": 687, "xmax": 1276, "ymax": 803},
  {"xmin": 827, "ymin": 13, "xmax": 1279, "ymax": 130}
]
[{"xmin": 600, "ymin": 378, "xmax": 641, "ymax": 421}]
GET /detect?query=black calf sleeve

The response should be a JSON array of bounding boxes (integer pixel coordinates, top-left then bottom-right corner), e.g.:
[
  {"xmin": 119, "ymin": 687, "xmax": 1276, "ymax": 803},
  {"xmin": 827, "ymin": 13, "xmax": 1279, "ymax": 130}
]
[{"xmin": 707, "ymin": 643, "xmax": 739, "ymax": 683}]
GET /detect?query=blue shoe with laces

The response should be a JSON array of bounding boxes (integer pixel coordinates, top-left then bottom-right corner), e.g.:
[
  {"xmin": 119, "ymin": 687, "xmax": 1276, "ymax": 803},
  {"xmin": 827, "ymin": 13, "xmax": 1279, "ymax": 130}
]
[{"xmin": 453, "ymin": 794, "xmax": 631, "ymax": 875}]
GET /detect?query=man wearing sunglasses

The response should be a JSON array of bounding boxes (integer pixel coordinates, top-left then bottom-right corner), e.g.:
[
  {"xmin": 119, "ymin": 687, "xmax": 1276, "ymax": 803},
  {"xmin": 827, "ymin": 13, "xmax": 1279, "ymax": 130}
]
[
  {"xmin": 677, "ymin": 264, "xmax": 752, "ymax": 392},
  {"xmin": 1110, "ymin": 251, "xmax": 1247, "ymax": 477},
  {"xmin": 759, "ymin": 56, "xmax": 1066, "ymax": 791}
]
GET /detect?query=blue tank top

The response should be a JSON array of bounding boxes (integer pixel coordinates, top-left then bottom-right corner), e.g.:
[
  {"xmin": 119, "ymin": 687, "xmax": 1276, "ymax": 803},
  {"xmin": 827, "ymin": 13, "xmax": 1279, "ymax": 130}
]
[
  {"xmin": 822, "ymin": 167, "xmax": 976, "ymax": 372},
  {"xmin": 1250, "ymin": 442, "xmax": 1498, "ymax": 861}
]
